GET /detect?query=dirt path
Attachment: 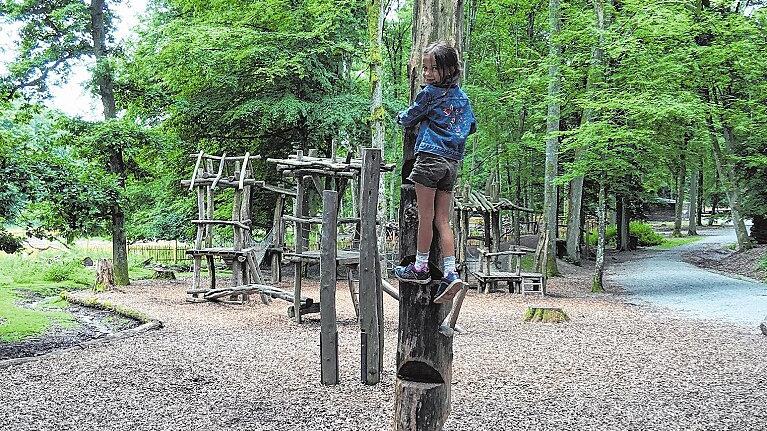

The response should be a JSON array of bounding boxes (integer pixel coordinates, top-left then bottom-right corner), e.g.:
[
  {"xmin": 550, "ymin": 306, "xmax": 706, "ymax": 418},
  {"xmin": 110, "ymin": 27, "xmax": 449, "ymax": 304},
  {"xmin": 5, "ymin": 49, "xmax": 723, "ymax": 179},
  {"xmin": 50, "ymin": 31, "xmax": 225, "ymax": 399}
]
[{"xmin": 608, "ymin": 227, "xmax": 767, "ymax": 329}]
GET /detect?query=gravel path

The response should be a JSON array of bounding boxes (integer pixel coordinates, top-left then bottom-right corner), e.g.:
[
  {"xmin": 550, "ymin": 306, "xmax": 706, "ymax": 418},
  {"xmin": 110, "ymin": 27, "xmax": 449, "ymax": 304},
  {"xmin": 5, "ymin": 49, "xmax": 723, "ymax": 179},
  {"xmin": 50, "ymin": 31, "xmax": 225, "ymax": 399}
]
[
  {"xmin": 1, "ymin": 265, "xmax": 766, "ymax": 430},
  {"xmin": 608, "ymin": 227, "xmax": 767, "ymax": 329}
]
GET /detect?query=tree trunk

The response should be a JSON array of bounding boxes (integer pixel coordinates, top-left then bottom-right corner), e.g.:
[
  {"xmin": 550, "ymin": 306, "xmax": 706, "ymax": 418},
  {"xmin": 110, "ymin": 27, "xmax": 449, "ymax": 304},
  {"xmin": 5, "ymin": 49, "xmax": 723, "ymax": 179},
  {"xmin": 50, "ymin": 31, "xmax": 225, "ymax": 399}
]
[
  {"xmin": 697, "ymin": 168, "xmax": 704, "ymax": 226},
  {"xmin": 592, "ymin": 182, "xmax": 606, "ymax": 292},
  {"xmin": 720, "ymin": 121, "xmax": 751, "ymax": 248},
  {"xmin": 619, "ymin": 196, "xmax": 629, "ymax": 251},
  {"xmin": 566, "ymin": 0, "xmax": 609, "ymax": 265},
  {"xmin": 91, "ymin": 0, "xmax": 128, "ymax": 285},
  {"xmin": 615, "ymin": 196, "xmax": 623, "ymax": 250},
  {"xmin": 673, "ymin": 161, "xmax": 686, "ymax": 237},
  {"xmin": 704, "ymin": 102, "xmax": 751, "ymax": 249},
  {"xmin": 536, "ymin": 0, "xmax": 562, "ymax": 277},
  {"xmin": 688, "ymin": 162, "xmax": 699, "ymax": 236},
  {"xmin": 369, "ymin": 0, "xmax": 387, "ymax": 255},
  {"xmin": 395, "ymin": 0, "xmax": 463, "ymax": 429}
]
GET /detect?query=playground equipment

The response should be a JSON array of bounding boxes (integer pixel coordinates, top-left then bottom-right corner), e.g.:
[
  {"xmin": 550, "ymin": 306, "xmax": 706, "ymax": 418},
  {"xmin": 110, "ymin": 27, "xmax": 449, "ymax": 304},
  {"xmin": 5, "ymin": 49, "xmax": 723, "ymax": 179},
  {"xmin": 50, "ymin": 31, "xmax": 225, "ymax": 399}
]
[
  {"xmin": 180, "ymin": 152, "xmax": 266, "ymax": 301},
  {"xmin": 181, "ymin": 148, "xmax": 394, "ymax": 386},
  {"xmin": 453, "ymin": 177, "xmax": 545, "ymax": 295}
]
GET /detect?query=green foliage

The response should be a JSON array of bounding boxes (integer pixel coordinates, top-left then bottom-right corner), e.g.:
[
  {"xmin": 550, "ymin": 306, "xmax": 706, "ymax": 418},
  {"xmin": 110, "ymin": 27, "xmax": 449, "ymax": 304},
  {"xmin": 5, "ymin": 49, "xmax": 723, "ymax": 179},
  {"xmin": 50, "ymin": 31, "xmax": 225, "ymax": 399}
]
[
  {"xmin": 628, "ymin": 222, "xmax": 665, "ymax": 247},
  {"xmin": 587, "ymin": 221, "xmax": 664, "ymax": 247},
  {"xmin": 0, "ymin": 228, "xmax": 23, "ymax": 254}
]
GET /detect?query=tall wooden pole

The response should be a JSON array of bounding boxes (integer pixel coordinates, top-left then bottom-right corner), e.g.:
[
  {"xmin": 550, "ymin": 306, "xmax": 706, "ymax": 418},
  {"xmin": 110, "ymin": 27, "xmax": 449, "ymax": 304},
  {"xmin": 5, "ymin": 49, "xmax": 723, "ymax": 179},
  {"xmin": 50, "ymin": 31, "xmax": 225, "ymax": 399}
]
[
  {"xmin": 320, "ymin": 190, "xmax": 339, "ymax": 385},
  {"xmin": 360, "ymin": 148, "xmax": 383, "ymax": 384},
  {"xmin": 395, "ymin": 1, "xmax": 463, "ymax": 429}
]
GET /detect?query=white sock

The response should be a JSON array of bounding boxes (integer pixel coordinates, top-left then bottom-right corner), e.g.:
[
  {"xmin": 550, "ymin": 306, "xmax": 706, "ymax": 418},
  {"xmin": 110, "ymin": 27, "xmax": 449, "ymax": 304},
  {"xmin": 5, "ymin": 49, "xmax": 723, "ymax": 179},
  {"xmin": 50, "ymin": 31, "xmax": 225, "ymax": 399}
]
[
  {"xmin": 443, "ymin": 256, "xmax": 456, "ymax": 275},
  {"xmin": 415, "ymin": 251, "xmax": 429, "ymax": 272}
]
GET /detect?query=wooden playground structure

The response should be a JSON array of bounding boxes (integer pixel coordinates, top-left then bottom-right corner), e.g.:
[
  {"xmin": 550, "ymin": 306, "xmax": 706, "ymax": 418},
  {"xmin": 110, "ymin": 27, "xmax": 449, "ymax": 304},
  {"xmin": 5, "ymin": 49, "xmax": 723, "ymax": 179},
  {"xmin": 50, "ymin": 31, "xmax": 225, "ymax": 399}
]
[
  {"xmin": 181, "ymin": 148, "xmax": 395, "ymax": 385},
  {"xmin": 454, "ymin": 176, "xmax": 546, "ymax": 296}
]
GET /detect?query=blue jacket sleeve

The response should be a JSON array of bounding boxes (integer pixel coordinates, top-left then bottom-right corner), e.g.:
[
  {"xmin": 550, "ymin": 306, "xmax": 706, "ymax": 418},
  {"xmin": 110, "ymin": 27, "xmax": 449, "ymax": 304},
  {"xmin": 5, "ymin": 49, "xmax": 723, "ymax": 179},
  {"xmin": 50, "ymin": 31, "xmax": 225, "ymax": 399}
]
[{"xmin": 396, "ymin": 87, "xmax": 432, "ymax": 128}]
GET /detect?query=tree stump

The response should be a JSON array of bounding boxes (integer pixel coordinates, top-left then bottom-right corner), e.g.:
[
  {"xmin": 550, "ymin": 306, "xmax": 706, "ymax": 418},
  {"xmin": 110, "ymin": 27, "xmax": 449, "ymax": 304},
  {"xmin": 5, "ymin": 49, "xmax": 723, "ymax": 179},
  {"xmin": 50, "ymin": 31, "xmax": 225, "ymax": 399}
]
[
  {"xmin": 94, "ymin": 259, "xmax": 115, "ymax": 292},
  {"xmin": 523, "ymin": 307, "xmax": 569, "ymax": 323},
  {"xmin": 153, "ymin": 268, "xmax": 176, "ymax": 280}
]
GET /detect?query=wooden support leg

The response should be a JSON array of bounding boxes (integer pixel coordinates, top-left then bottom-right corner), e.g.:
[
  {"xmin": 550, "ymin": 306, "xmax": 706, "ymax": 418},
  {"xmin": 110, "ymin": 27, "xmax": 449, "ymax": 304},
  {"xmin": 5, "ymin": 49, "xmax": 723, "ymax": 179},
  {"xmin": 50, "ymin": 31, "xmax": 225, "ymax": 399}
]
[
  {"xmin": 293, "ymin": 261, "xmax": 302, "ymax": 323},
  {"xmin": 348, "ymin": 267, "xmax": 359, "ymax": 318},
  {"xmin": 206, "ymin": 255, "xmax": 216, "ymax": 290}
]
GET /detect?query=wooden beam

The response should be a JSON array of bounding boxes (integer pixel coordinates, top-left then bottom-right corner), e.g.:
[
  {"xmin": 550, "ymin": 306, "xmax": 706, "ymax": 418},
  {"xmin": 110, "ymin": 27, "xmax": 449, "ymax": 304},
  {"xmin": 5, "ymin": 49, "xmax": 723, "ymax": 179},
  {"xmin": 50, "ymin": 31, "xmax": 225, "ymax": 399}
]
[{"xmin": 320, "ymin": 190, "xmax": 339, "ymax": 385}]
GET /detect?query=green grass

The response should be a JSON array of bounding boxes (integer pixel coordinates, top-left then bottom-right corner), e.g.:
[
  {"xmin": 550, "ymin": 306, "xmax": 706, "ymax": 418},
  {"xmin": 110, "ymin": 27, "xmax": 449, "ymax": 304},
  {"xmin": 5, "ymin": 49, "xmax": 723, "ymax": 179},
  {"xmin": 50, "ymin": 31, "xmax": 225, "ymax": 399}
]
[
  {"xmin": 653, "ymin": 235, "xmax": 703, "ymax": 250},
  {"xmin": 0, "ymin": 288, "xmax": 76, "ymax": 342},
  {"xmin": 0, "ymin": 246, "xmax": 157, "ymax": 342}
]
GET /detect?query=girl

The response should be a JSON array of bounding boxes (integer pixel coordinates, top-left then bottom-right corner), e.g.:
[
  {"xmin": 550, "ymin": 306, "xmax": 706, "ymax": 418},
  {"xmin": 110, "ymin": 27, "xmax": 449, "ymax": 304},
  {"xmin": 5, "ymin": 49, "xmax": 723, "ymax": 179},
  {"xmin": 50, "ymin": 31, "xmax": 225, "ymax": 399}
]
[{"xmin": 394, "ymin": 41, "xmax": 477, "ymax": 304}]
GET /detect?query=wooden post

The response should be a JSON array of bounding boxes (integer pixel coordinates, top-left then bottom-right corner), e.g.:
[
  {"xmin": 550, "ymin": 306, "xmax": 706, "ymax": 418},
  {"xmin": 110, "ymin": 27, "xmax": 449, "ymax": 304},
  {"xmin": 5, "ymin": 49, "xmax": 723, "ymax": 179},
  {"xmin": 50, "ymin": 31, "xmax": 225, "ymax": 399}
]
[
  {"xmin": 293, "ymin": 151, "xmax": 305, "ymax": 323},
  {"xmin": 192, "ymin": 167, "xmax": 205, "ymax": 291},
  {"xmin": 359, "ymin": 147, "xmax": 383, "ymax": 385},
  {"xmin": 232, "ymin": 161, "xmax": 243, "ymax": 288},
  {"xmin": 320, "ymin": 190, "xmax": 339, "ymax": 385},
  {"xmin": 272, "ymin": 194, "xmax": 285, "ymax": 283}
]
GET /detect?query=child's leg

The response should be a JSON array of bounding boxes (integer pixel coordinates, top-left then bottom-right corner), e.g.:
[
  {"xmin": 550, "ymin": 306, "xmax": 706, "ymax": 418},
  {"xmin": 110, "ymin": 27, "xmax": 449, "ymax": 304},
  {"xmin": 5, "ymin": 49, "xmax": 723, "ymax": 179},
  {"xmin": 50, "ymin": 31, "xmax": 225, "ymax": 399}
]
[
  {"xmin": 434, "ymin": 189, "xmax": 456, "ymax": 272},
  {"xmin": 415, "ymin": 182, "xmax": 437, "ymax": 257},
  {"xmin": 394, "ymin": 181, "xmax": 437, "ymax": 283}
]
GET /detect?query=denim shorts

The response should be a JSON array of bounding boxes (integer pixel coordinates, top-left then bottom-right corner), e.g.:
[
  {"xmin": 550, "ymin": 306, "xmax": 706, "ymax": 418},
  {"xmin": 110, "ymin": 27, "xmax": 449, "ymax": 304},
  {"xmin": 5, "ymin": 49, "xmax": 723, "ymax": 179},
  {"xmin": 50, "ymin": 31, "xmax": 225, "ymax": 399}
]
[{"xmin": 407, "ymin": 153, "xmax": 459, "ymax": 192}]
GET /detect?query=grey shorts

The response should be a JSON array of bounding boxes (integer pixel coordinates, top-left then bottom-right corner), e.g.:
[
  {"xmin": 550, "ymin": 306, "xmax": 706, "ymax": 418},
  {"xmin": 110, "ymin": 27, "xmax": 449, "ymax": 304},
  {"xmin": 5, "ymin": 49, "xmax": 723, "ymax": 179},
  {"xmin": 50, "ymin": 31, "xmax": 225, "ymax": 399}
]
[{"xmin": 408, "ymin": 153, "xmax": 459, "ymax": 192}]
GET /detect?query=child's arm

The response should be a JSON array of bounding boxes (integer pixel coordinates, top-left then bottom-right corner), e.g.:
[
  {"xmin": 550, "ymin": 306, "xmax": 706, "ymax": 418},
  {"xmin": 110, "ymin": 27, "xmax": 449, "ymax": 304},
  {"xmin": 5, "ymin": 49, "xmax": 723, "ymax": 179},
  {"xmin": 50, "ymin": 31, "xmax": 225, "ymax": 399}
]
[{"xmin": 396, "ymin": 88, "xmax": 432, "ymax": 128}]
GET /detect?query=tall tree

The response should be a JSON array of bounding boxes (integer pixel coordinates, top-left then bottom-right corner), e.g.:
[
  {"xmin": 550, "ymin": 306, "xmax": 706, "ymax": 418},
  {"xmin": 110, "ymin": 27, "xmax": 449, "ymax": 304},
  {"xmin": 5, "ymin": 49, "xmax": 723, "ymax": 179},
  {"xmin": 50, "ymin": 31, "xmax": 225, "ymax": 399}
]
[
  {"xmin": 536, "ymin": 0, "xmax": 562, "ymax": 276},
  {"xmin": 1, "ymin": 0, "xmax": 130, "ymax": 284},
  {"xmin": 566, "ymin": 0, "xmax": 610, "ymax": 264}
]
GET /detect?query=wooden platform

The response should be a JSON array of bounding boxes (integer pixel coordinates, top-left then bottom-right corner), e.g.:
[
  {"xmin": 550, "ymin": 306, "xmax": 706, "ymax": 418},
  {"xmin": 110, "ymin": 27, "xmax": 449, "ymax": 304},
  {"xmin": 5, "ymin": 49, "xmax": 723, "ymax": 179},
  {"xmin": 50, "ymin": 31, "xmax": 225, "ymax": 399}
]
[
  {"xmin": 283, "ymin": 250, "xmax": 360, "ymax": 265},
  {"xmin": 186, "ymin": 247, "xmax": 256, "ymax": 257}
]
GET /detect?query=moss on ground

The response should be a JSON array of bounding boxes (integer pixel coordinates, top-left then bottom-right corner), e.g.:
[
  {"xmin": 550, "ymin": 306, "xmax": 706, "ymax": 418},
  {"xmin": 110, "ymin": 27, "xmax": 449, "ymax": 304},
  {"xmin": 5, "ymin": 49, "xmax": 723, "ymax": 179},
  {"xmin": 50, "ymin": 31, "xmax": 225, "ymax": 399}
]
[{"xmin": 523, "ymin": 307, "xmax": 570, "ymax": 323}]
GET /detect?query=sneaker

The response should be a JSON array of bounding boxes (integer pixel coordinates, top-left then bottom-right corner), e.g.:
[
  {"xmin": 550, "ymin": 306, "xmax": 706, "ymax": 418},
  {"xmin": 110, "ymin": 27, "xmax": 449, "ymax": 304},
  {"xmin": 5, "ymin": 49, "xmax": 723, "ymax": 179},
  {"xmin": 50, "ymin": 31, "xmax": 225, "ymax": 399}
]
[
  {"xmin": 394, "ymin": 263, "xmax": 432, "ymax": 285},
  {"xmin": 434, "ymin": 272, "xmax": 464, "ymax": 304}
]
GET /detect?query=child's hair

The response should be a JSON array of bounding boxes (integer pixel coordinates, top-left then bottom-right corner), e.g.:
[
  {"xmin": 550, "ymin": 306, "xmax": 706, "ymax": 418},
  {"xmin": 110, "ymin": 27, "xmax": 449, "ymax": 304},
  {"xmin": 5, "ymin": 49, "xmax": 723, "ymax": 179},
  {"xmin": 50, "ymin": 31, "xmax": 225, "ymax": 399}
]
[{"xmin": 423, "ymin": 41, "xmax": 462, "ymax": 86}]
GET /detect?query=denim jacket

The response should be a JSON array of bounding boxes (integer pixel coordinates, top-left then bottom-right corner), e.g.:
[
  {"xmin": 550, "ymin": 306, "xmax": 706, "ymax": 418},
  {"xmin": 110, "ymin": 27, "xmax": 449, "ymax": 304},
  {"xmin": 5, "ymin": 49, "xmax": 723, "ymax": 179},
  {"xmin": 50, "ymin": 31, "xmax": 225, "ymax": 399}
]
[{"xmin": 396, "ymin": 84, "xmax": 477, "ymax": 161}]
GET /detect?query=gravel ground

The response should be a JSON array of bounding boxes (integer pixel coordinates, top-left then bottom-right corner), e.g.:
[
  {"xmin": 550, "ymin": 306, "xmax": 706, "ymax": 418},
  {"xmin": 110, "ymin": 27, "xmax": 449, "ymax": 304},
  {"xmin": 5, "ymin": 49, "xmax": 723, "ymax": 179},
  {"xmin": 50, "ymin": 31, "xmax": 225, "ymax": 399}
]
[
  {"xmin": 608, "ymin": 228, "xmax": 767, "ymax": 328},
  {"xmin": 1, "ymin": 263, "xmax": 766, "ymax": 431}
]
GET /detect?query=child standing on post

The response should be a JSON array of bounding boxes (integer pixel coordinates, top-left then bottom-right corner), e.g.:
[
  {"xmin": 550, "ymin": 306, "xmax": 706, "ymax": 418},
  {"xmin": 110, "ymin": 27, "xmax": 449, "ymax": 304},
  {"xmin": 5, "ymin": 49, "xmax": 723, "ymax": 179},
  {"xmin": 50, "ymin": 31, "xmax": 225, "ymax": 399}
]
[{"xmin": 394, "ymin": 41, "xmax": 477, "ymax": 304}]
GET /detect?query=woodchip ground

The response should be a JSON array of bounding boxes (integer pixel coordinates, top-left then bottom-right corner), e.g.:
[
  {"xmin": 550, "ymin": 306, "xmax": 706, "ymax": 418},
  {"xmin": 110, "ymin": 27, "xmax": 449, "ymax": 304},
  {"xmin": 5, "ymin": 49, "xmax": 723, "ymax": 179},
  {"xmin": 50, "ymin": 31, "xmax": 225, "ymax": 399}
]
[{"xmin": 1, "ymin": 262, "xmax": 766, "ymax": 431}]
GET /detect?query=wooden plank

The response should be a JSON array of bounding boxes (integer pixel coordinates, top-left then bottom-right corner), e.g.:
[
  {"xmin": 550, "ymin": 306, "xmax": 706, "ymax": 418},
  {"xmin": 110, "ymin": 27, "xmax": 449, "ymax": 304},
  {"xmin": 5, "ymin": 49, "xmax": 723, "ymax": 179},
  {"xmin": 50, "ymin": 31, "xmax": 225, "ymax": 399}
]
[
  {"xmin": 181, "ymin": 178, "xmax": 258, "ymax": 187},
  {"xmin": 272, "ymin": 194, "xmax": 285, "ymax": 283},
  {"xmin": 191, "ymin": 219, "xmax": 251, "ymax": 230},
  {"xmin": 320, "ymin": 190, "xmax": 339, "ymax": 385},
  {"xmin": 254, "ymin": 181, "xmax": 297, "ymax": 197},
  {"xmin": 358, "ymin": 147, "xmax": 382, "ymax": 385}
]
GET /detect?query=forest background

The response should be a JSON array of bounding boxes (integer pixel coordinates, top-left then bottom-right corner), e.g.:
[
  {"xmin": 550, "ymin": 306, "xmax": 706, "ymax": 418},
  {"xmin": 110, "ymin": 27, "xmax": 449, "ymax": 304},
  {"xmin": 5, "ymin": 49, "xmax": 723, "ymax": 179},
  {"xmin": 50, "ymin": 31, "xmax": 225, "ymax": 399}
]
[{"xmin": 1, "ymin": 0, "xmax": 765, "ymax": 285}]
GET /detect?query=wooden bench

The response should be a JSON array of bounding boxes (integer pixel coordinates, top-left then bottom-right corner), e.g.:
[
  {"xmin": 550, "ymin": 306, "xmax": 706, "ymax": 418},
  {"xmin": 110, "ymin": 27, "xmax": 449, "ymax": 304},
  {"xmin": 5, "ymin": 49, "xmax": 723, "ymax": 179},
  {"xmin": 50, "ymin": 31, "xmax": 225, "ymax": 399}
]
[{"xmin": 470, "ymin": 246, "xmax": 546, "ymax": 295}]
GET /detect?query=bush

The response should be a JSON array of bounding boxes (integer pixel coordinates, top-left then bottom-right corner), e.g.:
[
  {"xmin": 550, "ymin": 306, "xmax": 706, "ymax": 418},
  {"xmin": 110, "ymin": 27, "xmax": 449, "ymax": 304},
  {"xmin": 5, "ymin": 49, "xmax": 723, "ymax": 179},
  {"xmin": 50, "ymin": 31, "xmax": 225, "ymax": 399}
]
[
  {"xmin": 587, "ymin": 221, "xmax": 664, "ymax": 247},
  {"xmin": 0, "ymin": 229, "xmax": 23, "ymax": 254},
  {"xmin": 629, "ymin": 221, "xmax": 665, "ymax": 246},
  {"xmin": 42, "ymin": 259, "xmax": 92, "ymax": 286}
]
